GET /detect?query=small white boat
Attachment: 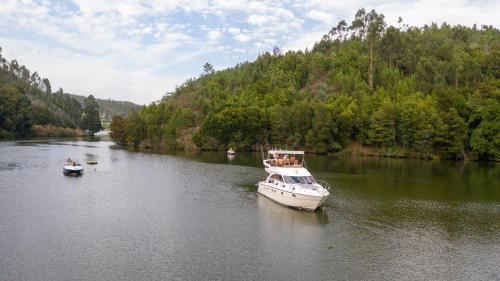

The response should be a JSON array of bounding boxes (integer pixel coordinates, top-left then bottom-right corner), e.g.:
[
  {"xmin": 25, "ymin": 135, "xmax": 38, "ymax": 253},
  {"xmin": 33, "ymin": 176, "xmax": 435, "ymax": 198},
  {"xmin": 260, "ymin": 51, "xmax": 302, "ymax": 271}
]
[
  {"xmin": 63, "ymin": 158, "xmax": 83, "ymax": 175},
  {"xmin": 257, "ymin": 150, "xmax": 330, "ymax": 211},
  {"xmin": 227, "ymin": 148, "xmax": 236, "ymax": 155}
]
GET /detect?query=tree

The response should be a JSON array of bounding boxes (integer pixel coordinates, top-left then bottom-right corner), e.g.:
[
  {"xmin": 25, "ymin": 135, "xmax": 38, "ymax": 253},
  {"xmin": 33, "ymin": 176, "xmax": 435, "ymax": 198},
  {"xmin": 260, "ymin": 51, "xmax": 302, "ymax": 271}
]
[
  {"xmin": 42, "ymin": 78, "xmax": 51, "ymax": 94},
  {"xmin": 110, "ymin": 115, "xmax": 127, "ymax": 145},
  {"xmin": 203, "ymin": 63, "xmax": 215, "ymax": 75},
  {"xmin": 200, "ymin": 106, "xmax": 266, "ymax": 149},
  {"xmin": 305, "ymin": 103, "xmax": 334, "ymax": 154},
  {"xmin": 81, "ymin": 95, "xmax": 102, "ymax": 134},
  {"xmin": 366, "ymin": 10, "xmax": 386, "ymax": 91},
  {"xmin": 0, "ymin": 85, "xmax": 32, "ymax": 138},
  {"xmin": 273, "ymin": 46, "xmax": 282, "ymax": 56},
  {"xmin": 368, "ymin": 99, "xmax": 396, "ymax": 147},
  {"xmin": 434, "ymin": 108, "xmax": 467, "ymax": 159},
  {"xmin": 470, "ymin": 102, "xmax": 500, "ymax": 161},
  {"xmin": 349, "ymin": 9, "xmax": 386, "ymax": 90}
]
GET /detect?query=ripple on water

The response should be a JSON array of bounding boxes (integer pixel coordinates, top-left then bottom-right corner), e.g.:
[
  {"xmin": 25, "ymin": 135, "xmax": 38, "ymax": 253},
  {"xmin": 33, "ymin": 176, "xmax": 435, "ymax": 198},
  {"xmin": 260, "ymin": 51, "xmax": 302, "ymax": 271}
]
[{"xmin": 0, "ymin": 161, "xmax": 20, "ymax": 171}]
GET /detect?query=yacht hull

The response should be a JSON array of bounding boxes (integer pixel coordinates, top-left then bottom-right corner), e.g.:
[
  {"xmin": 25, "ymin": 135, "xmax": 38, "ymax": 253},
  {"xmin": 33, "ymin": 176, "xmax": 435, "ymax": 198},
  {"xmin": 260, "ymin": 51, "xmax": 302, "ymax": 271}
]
[
  {"xmin": 257, "ymin": 182, "xmax": 327, "ymax": 211},
  {"xmin": 63, "ymin": 166, "xmax": 83, "ymax": 175}
]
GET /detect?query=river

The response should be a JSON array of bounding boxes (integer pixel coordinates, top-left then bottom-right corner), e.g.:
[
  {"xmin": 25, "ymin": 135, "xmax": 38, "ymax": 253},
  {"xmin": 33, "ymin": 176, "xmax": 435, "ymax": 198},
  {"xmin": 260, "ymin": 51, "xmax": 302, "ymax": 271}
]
[{"xmin": 0, "ymin": 139, "xmax": 499, "ymax": 280}]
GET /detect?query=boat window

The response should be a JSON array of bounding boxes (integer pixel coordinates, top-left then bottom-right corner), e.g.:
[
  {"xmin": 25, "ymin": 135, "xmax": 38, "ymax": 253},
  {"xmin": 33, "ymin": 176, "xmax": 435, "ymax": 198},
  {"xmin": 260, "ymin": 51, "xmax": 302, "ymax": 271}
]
[
  {"xmin": 283, "ymin": 176, "xmax": 317, "ymax": 184},
  {"xmin": 271, "ymin": 174, "xmax": 285, "ymax": 182}
]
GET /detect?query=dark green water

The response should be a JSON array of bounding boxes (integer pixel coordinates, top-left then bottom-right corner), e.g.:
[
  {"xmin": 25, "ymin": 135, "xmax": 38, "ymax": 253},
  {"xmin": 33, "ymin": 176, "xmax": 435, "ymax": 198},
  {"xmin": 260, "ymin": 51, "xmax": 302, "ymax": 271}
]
[{"xmin": 1, "ymin": 139, "xmax": 499, "ymax": 280}]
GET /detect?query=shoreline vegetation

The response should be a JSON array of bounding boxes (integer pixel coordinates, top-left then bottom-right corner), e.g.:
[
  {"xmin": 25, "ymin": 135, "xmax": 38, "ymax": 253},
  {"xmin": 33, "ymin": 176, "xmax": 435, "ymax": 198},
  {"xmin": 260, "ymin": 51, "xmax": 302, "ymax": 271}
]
[
  {"xmin": 0, "ymin": 47, "xmax": 138, "ymax": 140},
  {"xmin": 110, "ymin": 9, "xmax": 499, "ymax": 162},
  {"xmin": 115, "ymin": 140, "xmax": 489, "ymax": 162},
  {"xmin": 31, "ymin": 125, "xmax": 85, "ymax": 138}
]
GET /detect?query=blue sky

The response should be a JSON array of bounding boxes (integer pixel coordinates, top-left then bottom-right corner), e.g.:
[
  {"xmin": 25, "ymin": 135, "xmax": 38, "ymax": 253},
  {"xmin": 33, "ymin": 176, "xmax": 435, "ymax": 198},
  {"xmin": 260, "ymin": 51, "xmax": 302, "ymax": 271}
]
[{"xmin": 0, "ymin": 0, "xmax": 498, "ymax": 104}]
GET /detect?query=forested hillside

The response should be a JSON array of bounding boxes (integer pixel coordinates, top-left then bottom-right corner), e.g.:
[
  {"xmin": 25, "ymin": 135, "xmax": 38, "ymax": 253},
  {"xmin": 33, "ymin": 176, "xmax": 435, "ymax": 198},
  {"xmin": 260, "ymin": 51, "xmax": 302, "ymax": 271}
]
[
  {"xmin": 68, "ymin": 94, "xmax": 141, "ymax": 123},
  {"xmin": 0, "ymin": 49, "xmax": 138, "ymax": 137},
  {"xmin": 115, "ymin": 9, "xmax": 495, "ymax": 161}
]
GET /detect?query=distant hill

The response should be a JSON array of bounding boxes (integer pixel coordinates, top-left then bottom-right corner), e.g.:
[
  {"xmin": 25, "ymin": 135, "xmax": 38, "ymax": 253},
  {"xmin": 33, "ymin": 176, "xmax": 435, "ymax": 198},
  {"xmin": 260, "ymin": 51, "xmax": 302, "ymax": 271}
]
[{"xmin": 67, "ymin": 94, "xmax": 141, "ymax": 123}]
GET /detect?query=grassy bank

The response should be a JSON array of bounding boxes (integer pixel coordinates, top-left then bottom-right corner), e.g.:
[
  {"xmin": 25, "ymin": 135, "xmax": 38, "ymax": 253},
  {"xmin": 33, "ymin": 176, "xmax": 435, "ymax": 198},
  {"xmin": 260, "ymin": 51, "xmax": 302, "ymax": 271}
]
[{"xmin": 31, "ymin": 125, "xmax": 84, "ymax": 138}]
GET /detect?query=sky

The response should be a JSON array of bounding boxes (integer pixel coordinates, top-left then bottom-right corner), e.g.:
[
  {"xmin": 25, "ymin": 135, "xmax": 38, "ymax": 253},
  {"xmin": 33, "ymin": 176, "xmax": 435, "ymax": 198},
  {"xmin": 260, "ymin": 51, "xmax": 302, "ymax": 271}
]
[{"xmin": 0, "ymin": 0, "xmax": 498, "ymax": 104}]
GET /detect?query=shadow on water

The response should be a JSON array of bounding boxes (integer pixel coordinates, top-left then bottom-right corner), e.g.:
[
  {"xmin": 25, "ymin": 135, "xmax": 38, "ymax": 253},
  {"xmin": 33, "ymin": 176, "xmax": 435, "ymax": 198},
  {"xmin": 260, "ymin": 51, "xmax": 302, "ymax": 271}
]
[
  {"xmin": 256, "ymin": 193, "xmax": 329, "ymax": 225},
  {"xmin": 311, "ymin": 156, "xmax": 500, "ymax": 203},
  {"xmin": 16, "ymin": 140, "xmax": 99, "ymax": 148},
  {"xmin": 83, "ymin": 153, "xmax": 98, "ymax": 161},
  {"xmin": 0, "ymin": 162, "xmax": 21, "ymax": 171}
]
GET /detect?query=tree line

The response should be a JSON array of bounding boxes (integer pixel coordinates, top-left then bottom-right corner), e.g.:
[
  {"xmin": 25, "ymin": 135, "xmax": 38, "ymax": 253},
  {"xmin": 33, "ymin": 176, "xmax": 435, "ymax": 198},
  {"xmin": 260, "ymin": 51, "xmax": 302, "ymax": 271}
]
[
  {"xmin": 0, "ymin": 48, "xmax": 103, "ymax": 137},
  {"xmin": 110, "ymin": 9, "xmax": 499, "ymax": 161}
]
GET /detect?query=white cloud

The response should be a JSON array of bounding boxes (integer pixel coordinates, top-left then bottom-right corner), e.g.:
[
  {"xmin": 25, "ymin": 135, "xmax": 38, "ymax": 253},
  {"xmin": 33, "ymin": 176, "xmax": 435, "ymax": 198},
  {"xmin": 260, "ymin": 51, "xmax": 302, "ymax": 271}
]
[
  {"xmin": 305, "ymin": 9, "xmax": 335, "ymax": 25},
  {"xmin": 282, "ymin": 30, "xmax": 326, "ymax": 52},
  {"xmin": 228, "ymin": 27, "xmax": 241, "ymax": 35},
  {"xmin": 247, "ymin": 14, "xmax": 277, "ymax": 25},
  {"xmin": 233, "ymin": 33, "xmax": 251, "ymax": 42},
  {"xmin": 208, "ymin": 30, "xmax": 223, "ymax": 40}
]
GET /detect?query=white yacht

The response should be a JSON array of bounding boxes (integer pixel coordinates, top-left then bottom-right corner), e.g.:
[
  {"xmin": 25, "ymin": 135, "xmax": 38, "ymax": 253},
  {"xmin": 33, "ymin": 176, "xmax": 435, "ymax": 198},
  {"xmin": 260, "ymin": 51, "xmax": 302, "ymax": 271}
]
[
  {"xmin": 257, "ymin": 150, "xmax": 330, "ymax": 211},
  {"xmin": 63, "ymin": 158, "xmax": 83, "ymax": 175}
]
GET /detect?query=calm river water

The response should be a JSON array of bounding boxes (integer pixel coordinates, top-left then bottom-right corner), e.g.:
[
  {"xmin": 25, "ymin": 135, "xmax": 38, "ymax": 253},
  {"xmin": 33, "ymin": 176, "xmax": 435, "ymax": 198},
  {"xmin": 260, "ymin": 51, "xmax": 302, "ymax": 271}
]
[{"xmin": 0, "ymin": 139, "xmax": 499, "ymax": 280}]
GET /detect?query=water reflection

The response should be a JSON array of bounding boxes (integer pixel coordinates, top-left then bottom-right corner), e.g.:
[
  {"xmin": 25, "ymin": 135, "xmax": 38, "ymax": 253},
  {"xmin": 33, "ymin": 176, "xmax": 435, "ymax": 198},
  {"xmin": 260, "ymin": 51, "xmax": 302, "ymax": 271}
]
[
  {"xmin": 256, "ymin": 193, "xmax": 329, "ymax": 225},
  {"xmin": 162, "ymin": 150, "xmax": 500, "ymax": 203}
]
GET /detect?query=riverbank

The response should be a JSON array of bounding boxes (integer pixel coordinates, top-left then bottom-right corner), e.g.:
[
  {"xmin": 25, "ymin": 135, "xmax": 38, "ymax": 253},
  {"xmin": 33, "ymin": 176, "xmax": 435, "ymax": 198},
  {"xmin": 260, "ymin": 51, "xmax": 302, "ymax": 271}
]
[
  {"xmin": 330, "ymin": 143, "xmax": 440, "ymax": 160},
  {"xmin": 0, "ymin": 125, "xmax": 85, "ymax": 139},
  {"xmin": 117, "ymin": 140, "xmax": 497, "ymax": 162},
  {"xmin": 31, "ymin": 125, "xmax": 85, "ymax": 138}
]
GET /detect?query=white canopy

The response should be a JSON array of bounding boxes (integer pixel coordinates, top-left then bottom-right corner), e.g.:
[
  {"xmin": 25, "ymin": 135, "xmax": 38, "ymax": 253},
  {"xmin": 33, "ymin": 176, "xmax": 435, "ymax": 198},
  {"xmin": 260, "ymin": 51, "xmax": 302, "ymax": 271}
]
[
  {"xmin": 268, "ymin": 150, "xmax": 304, "ymax": 155},
  {"xmin": 265, "ymin": 166, "xmax": 311, "ymax": 176}
]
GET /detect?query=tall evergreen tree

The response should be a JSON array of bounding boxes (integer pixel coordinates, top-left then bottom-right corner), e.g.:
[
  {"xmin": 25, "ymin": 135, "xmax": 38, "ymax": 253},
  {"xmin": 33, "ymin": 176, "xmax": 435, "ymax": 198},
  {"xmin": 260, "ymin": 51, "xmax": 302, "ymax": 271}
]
[{"xmin": 81, "ymin": 95, "xmax": 102, "ymax": 134}]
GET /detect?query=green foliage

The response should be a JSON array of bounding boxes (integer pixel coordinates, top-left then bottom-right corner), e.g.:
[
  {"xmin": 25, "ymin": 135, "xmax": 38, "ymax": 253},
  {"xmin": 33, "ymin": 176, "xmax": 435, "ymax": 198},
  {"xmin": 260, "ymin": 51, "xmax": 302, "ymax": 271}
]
[
  {"xmin": 434, "ymin": 108, "xmax": 467, "ymax": 158},
  {"xmin": 110, "ymin": 115, "xmax": 127, "ymax": 145},
  {"xmin": 81, "ymin": 95, "xmax": 102, "ymax": 134},
  {"xmin": 0, "ymin": 85, "xmax": 32, "ymax": 137},
  {"xmin": 368, "ymin": 99, "xmax": 396, "ymax": 147},
  {"xmin": 118, "ymin": 9, "xmax": 499, "ymax": 161},
  {"xmin": 126, "ymin": 111, "xmax": 146, "ymax": 145},
  {"xmin": 199, "ymin": 106, "xmax": 266, "ymax": 150},
  {"xmin": 470, "ymin": 102, "xmax": 500, "ymax": 161},
  {"xmin": 397, "ymin": 93, "xmax": 438, "ymax": 155}
]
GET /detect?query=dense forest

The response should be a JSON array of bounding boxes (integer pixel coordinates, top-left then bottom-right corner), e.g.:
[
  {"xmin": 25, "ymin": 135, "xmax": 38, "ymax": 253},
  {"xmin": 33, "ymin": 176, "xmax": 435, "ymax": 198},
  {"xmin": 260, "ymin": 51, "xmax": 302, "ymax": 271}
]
[
  {"xmin": 122, "ymin": 10, "xmax": 494, "ymax": 161},
  {"xmin": 0, "ymin": 48, "xmax": 139, "ymax": 138}
]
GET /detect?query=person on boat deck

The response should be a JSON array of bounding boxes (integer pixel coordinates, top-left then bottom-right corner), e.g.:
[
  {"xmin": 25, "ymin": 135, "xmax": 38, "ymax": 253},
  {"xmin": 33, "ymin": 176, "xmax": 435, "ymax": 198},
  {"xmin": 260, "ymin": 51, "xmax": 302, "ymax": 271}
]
[
  {"xmin": 283, "ymin": 155, "xmax": 290, "ymax": 165},
  {"xmin": 277, "ymin": 154, "xmax": 284, "ymax": 166}
]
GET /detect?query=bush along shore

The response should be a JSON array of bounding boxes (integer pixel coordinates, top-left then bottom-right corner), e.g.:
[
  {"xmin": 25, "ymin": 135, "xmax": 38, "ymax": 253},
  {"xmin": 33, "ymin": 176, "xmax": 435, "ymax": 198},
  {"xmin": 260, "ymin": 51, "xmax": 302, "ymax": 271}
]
[{"xmin": 110, "ymin": 9, "xmax": 499, "ymax": 162}]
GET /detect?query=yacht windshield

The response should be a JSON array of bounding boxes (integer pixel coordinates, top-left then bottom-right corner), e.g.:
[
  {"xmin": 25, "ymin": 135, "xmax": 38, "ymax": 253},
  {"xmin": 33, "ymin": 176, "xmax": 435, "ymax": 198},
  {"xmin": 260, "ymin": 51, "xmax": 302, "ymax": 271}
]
[{"xmin": 283, "ymin": 176, "xmax": 316, "ymax": 184}]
